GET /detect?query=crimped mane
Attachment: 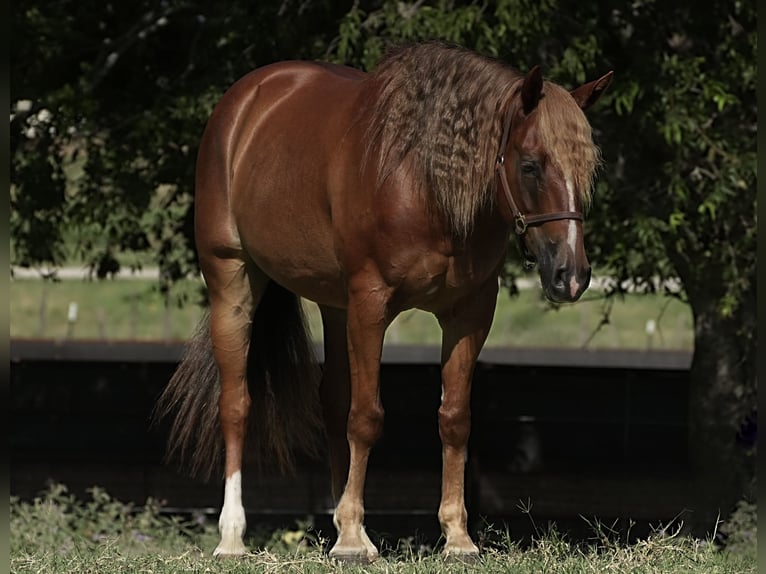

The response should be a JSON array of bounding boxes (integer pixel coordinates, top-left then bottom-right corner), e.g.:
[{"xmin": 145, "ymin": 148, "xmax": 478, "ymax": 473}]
[
  {"xmin": 364, "ymin": 42, "xmax": 599, "ymax": 237},
  {"xmin": 364, "ymin": 42, "xmax": 519, "ymax": 238}
]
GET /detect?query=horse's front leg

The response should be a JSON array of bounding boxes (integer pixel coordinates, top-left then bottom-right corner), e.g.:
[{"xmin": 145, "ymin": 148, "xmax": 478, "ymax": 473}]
[
  {"xmin": 328, "ymin": 277, "xmax": 391, "ymax": 563},
  {"xmin": 436, "ymin": 278, "xmax": 498, "ymax": 559}
]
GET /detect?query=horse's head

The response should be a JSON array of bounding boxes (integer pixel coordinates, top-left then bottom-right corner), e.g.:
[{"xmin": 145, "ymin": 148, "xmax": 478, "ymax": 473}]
[{"xmin": 497, "ymin": 66, "xmax": 613, "ymax": 303}]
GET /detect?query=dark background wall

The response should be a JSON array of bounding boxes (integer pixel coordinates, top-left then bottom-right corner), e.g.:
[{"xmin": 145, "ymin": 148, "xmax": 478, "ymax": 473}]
[{"xmin": 10, "ymin": 340, "xmax": 693, "ymax": 543}]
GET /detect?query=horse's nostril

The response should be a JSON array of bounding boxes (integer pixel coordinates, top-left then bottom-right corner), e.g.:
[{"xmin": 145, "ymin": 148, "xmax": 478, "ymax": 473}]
[{"xmin": 554, "ymin": 266, "xmax": 568, "ymax": 288}]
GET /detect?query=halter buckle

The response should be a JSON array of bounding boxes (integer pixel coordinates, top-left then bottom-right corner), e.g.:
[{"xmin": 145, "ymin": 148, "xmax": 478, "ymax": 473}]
[{"xmin": 514, "ymin": 214, "xmax": 528, "ymax": 235}]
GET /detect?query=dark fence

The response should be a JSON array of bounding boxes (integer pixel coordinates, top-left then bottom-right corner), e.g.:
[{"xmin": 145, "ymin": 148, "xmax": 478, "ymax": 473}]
[{"xmin": 11, "ymin": 339, "xmax": 694, "ymax": 542}]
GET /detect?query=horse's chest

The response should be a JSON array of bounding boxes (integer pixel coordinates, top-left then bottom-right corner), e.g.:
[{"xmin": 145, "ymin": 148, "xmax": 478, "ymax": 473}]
[{"xmin": 397, "ymin": 251, "xmax": 502, "ymax": 314}]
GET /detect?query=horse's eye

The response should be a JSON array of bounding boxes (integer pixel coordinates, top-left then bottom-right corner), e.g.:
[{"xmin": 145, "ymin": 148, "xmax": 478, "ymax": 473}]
[{"xmin": 521, "ymin": 160, "xmax": 539, "ymax": 177}]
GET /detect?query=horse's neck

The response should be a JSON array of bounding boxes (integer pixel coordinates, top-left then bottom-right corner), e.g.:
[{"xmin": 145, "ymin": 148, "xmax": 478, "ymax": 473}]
[{"xmin": 443, "ymin": 206, "xmax": 511, "ymax": 272}]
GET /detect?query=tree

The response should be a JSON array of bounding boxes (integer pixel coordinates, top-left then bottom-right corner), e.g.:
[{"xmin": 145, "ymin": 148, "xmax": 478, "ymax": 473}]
[
  {"xmin": 11, "ymin": 0, "xmax": 350, "ymax": 295},
  {"xmin": 583, "ymin": 0, "xmax": 756, "ymax": 533}
]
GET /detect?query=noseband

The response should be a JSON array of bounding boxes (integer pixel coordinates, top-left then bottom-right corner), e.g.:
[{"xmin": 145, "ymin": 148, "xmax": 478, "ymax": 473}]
[{"xmin": 495, "ymin": 100, "xmax": 584, "ymax": 268}]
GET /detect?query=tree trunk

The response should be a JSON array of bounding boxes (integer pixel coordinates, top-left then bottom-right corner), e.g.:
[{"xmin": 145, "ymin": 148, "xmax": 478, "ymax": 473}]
[{"xmin": 686, "ymin": 294, "xmax": 756, "ymax": 537}]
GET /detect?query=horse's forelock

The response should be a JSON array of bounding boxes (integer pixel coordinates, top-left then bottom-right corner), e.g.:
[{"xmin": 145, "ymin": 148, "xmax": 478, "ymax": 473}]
[{"xmin": 537, "ymin": 84, "xmax": 600, "ymax": 208}]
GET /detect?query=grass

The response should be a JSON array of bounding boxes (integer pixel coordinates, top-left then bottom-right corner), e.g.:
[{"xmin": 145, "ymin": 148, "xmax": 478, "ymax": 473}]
[
  {"xmin": 10, "ymin": 484, "xmax": 755, "ymax": 573},
  {"xmin": 10, "ymin": 277, "xmax": 205, "ymax": 341},
  {"xmin": 10, "ymin": 276, "xmax": 693, "ymax": 349}
]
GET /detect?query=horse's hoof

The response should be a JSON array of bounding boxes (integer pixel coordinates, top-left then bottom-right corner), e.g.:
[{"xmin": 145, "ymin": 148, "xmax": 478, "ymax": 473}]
[
  {"xmin": 213, "ymin": 543, "xmax": 248, "ymax": 558},
  {"xmin": 330, "ymin": 553, "xmax": 372, "ymax": 565},
  {"xmin": 213, "ymin": 552, "xmax": 247, "ymax": 559},
  {"xmin": 442, "ymin": 550, "xmax": 481, "ymax": 564},
  {"xmin": 329, "ymin": 547, "xmax": 379, "ymax": 564}
]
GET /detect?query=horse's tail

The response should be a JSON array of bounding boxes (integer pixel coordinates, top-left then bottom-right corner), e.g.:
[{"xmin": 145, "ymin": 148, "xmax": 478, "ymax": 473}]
[{"xmin": 154, "ymin": 282, "xmax": 323, "ymax": 481}]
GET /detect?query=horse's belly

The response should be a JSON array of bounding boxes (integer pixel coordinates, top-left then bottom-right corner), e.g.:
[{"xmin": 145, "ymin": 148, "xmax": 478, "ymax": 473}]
[
  {"xmin": 240, "ymin": 225, "xmax": 347, "ymax": 308},
  {"xmin": 256, "ymin": 260, "xmax": 347, "ymax": 309}
]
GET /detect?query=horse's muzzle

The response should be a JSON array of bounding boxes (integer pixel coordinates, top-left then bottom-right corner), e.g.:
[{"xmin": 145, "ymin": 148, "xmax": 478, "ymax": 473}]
[{"xmin": 542, "ymin": 262, "xmax": 591, "ymax": 303}]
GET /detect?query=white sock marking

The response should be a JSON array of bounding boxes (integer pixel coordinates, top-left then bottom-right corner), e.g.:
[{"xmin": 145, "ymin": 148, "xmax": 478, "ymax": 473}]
[{"xmin": 214, "ymin": 470, "xmax": 247, "ymax": 556}]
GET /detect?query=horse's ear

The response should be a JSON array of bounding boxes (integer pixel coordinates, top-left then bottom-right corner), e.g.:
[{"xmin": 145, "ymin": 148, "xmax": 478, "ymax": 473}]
[
  {"xmin": 521, "ymin": 65, "xmax": 544, "ymax": 115},
  {"xmin": 570, "ymin": 71, "xmax": 614, "ymax": 111}
]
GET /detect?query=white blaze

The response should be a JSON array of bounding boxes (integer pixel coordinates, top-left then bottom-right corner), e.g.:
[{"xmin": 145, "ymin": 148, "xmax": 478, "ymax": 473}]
[
  {"xmin": 566, "ymin": 176, "xmax": 581, "ymax": 299},
  {"xmin": 565, "ymin": 177, "xmax": 578, "ymax": 255}
]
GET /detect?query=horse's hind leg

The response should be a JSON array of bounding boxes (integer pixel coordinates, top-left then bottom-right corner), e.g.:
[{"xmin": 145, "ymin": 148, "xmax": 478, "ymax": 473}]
[{"xmin": 202, "ymin": 254, "xmax": 267, "ymax": 557}]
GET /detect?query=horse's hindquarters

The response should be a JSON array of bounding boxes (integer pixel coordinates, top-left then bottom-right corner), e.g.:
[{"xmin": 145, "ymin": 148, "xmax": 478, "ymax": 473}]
[{"xmin": 195, "ymin": 62, "xmax": 369, "ymax": 308}]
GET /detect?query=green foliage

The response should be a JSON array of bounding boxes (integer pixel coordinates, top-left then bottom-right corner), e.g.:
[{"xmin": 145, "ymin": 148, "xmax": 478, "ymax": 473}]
[
  {"xmin": 593, "ymin": 1, "xmax": 755, "ymax": 321},
  {"xmin": 335, "ymin": 0, "xmax": 494, "ymax": 70},
  {"xmin": 717, "ymin": 475, "xmax": 757, "ymax": 561},
  {"xmin": 11, "ymin": 0, "xmax": 351, "ymax": 294},
  {"xmin": 12, "ymin": 0, "xmax": 755, "ymax": 327},
  {"xmin": 10, "ymin": 107, "xmax": 69, "ymax": 267},
  {"xmin": 719, "ymin": 497, "xmax": 757, "ymax": 561},
  {"xmin": 10, "ymin": 483, "xmax": 216, "ymax": 557}
]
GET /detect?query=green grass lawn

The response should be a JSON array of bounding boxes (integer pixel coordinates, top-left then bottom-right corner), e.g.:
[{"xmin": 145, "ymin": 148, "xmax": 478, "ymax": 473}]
[
  {"xmin": 10, "ymin": 278, "xmax": 205, "ymax": 341},
  {"xmin": 10, "ymin": 484, "xmax": 755, "ymax": 574},
  {"xmin": 10, "ymin": 277, "xmax": 693, "ymax": 350}
]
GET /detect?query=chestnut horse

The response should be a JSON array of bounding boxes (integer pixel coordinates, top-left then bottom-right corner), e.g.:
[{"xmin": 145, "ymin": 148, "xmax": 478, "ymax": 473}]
[{"xmin": 157, "ymin": 42, "xmax": 612, "ymax": 562}]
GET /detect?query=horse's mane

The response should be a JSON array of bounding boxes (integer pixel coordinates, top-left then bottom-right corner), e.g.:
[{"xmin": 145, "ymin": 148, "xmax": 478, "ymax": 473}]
[{"xmin": 364, "ymin": 42, "xmax": 598, "ymax": 239}]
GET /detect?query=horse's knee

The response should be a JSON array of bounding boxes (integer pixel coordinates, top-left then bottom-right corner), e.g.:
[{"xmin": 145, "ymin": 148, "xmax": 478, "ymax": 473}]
[
  {"xmin": 438, "ymin": 404, "xmax": 471, "ymax": 447},
  {"xmin": 347, "ymin": 403, "xmax": 384, "ymax": 447}
]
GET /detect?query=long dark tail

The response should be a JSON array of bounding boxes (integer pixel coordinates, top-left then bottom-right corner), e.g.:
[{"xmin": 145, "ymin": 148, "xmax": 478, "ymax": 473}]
[{"xmin": 154, "ymin": 282, "xmax": 324, "ymax": 481}]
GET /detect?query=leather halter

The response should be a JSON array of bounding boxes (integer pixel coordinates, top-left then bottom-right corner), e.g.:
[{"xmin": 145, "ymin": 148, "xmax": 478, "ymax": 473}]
[{"xmin": 494, "ymin": 101, "xmax": 584, "ymax": 237}]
